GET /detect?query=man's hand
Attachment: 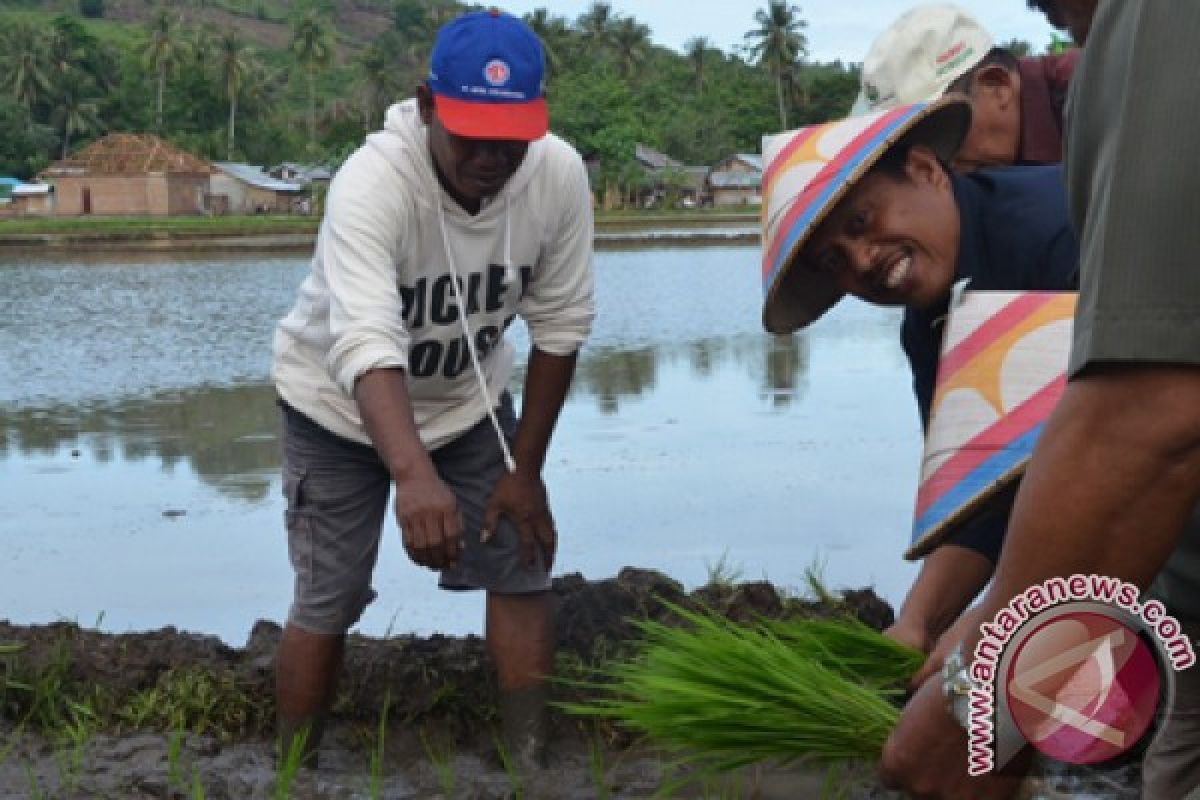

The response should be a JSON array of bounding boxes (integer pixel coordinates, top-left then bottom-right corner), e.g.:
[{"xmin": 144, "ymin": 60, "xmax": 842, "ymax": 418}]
[
  {"xmin": 395, "ymin": 471, "xmax": 463, "ymax": 570},
  {"xmin": 880, "ymin": 673, "xmax": 1026, "ymax": 799},
  {"xmin": 482, "ymin": 469, "xmax": 556, "ymax": 570}
]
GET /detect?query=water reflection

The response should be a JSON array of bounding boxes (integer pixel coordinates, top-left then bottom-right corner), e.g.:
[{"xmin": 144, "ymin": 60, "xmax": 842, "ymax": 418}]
[{"xmin": 0, "ymin": 333, "xmax": 808, "ymax": 501}]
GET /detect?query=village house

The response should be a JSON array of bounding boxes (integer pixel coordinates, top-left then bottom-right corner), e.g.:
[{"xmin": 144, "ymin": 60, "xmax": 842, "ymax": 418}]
[
  {"xmin": 210, "ymin": 163, "xmax": 305, "ymax": 215},
  {"xmin": 707, "ymin": 153, "xmax": 763, "ymax": 207},
  {"xmin": 633, "ymin": 143, "xmax": 707, "ymax": 208},
  {"xmin": 0, "ymin": 176, "xmax": 55, "ymax": 217},
  {"xmin": 270, "ymin": 162, "xmax": 333, "ymax": 189},
  {"xmin": 40, "ymin": 134, "xmax": 212, "ymax": 216}
]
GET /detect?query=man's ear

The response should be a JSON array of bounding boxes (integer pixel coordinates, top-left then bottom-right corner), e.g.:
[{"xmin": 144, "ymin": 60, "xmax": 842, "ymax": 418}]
[
  {"xmin": 905, "ymin": 144, "xmax": 949, "ymax": 189},
  {"xmin": 972, "ymin": 64, "xmax": 1018, "ymax": 109},
  {"xmin": 416, "ymin": 84, "xmax": 434, "ymax": 124}
]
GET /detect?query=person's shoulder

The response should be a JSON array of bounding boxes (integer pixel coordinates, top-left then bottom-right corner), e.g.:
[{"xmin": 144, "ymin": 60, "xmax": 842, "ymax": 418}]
[
  {"xmin": 537, "ymin": 132, "xmax": 587, "ymax": 174},
  {"xmin": 1018, "ymin": 50, "xmax": 1081, "ymax": 83},
  {"xmin": 969, "ymin": 165, "xmax": 1066, "ymax": 204}
]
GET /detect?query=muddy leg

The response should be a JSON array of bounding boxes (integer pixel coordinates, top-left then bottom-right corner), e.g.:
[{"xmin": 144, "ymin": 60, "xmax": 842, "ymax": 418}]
[
  {"xmin": 486, "ymin": 591, "xmax": 554, "ymax": 770},
  {"xmin": 275, "ymin": 623, "xmax": 345, "ymax": 766}
]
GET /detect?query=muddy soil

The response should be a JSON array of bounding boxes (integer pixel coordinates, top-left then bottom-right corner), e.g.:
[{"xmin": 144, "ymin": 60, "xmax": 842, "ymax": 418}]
[{"xmin": 0, "ymin": 568, "xmax": 1139, "ymax": 799}]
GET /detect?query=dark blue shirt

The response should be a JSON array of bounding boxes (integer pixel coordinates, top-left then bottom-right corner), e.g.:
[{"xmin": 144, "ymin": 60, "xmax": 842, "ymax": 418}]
[{"xmin": 901, "ymin": 166, "xmax": 1079, "ymax": 559}]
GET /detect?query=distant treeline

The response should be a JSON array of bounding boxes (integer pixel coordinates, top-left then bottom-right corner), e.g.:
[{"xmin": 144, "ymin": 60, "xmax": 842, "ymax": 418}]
[{"xmin": 0, "ymin": 0, "xmax": 860, "ymax": 189}]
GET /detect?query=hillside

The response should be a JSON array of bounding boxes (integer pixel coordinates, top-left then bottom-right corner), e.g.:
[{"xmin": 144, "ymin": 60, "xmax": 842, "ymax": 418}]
[{"xmin": 0, "ymin": 0, "xmax": 859, "ymax": 196}]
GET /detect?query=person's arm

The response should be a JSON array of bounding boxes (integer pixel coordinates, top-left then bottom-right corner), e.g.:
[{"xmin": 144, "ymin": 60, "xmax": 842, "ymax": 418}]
[
  {"xmin": 879, "ymin": 364, "xmax": 1200, "ymax": 797},
  {"xmin": 354, "ymin": 368, "xmax": 462, "ymax": 571},
  {"xmin": 885, "ymin": 544, "xmax": 993, "ymax": 670},
  {"xmin": 482, "ymin": 347, "xmax": 578, "ymax": 568}
]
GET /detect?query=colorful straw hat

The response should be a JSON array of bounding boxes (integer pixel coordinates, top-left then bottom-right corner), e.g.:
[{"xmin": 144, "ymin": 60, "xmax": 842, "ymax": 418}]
[{"xmin": 760, "ymin": 96, "xmax": 971, "ymax": 334}]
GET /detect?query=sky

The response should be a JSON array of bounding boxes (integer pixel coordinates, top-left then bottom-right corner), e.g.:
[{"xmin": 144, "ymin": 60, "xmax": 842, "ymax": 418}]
[{"xmin": 496, "ymin": 1, "xmax": 1059, "ymax": 63}]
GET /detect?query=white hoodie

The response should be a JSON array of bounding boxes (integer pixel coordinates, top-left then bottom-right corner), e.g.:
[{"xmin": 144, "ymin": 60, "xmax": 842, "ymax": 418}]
[{"xmin": 273, "ymin": 99, "xmax": 595, "ymax": 451}]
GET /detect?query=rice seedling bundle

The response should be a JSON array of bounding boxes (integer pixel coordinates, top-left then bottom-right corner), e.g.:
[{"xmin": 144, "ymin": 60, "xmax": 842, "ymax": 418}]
[{"xmin": 564, "ymin": 604, "xmax": 924, "ymax": 774}]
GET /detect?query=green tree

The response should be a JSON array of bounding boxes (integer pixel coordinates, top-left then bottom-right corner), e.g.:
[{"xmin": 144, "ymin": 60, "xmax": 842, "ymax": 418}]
[
  {"xmin": 53, "ymin": 76, "xmax": 103, "ymax": 158},
  {"xmin": 1, "ymin": 24, "xmax": 52, "ymax": 111},
  {"xmin": 0, "ymin": 97, "xmax": 56, "ymax": 178},
  {"xmin": 143, "ymin": 8, "xmax": 184, "ymax": 131},
  {"xmin": 523, "ymin": 8, "xmax": 570, "ymax": 77},
  {"xmin": 610, "ymin": 15, "xmax": 650, "ymax": 80},
  {"xmin": 78, "ymin": 0, "xmax": 104, "ymax": 18},
  {"xmin": 290, "ymin": 9, "xmax": 334, "ymax": 151},
  {"xmin": 684, "ymin": 36, "xmax": 711, "ymax": 91},
  {"xmin": 745, "ymin": 1, "xmax": 808, "ymax": 129},
  {"xmin": 217, "ymin": 29, "xmax": 254, "ymax": 160},
  {"xmin": 576, "ymin": 1, "xmax": 614, "ymax": 55}
]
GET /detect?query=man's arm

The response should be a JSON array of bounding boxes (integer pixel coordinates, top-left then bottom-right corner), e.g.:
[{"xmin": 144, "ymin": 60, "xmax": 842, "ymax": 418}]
[
  {"xmin": 354, "ymin": 368, "xmax": 462, "ymax": 571},
  {"xmin": 482, "ymin": 347, "xmax": 578, "ymax": 569},
  {"xmin": 880, "ymin": 363, "xmax": 1200, "ymax": 798}
]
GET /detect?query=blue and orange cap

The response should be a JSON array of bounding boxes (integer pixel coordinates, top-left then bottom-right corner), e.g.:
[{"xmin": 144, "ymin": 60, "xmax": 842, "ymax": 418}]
[{"xmin": 427, "ymin": 8, "xmax": 548, "ymax": 142}]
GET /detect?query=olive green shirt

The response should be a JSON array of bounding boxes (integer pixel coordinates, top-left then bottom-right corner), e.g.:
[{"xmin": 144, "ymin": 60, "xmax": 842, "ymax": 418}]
[{"xmin": 1065, "ymin": 0, "xmax": 1200, "ymax": 620}]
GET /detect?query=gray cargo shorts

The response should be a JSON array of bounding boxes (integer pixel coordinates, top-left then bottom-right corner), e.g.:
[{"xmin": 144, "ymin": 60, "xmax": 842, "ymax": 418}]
[{"xmin": 280, "ymin": 393, "xmax": 551, "ymax": 635}]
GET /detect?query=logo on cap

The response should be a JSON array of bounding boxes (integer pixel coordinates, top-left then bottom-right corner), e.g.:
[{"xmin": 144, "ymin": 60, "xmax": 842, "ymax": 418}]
[{"xmin": 484, "ymin": 59, "xmax": 510, "ymax": 87}]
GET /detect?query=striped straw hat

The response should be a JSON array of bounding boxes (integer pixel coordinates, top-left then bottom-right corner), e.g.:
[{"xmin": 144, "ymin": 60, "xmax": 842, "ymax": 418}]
[{"xmin": 760, "ymin": 96, "xmax": 971, "ymax": 333}]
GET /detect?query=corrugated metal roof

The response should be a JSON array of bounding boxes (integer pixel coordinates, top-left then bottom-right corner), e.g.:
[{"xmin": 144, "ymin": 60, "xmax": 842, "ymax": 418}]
[
  {"xmin": 12, "ymin": 183, "xmax": 51, "ymax": 195},
  {"xmin": 214, "ymin": 162, "xmax": 304, "ymax": 192},
  {"xmin": 709, "ymin": 172, "xmax": 762, "ymax": 189}
]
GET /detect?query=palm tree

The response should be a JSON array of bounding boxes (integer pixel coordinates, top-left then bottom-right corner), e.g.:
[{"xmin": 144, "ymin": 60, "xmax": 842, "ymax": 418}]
[
  {"xmin": 354, "ymin": 41, "xmax": 394, "ymax": 131},
  {"xmin": 290, "ymin": 9, "xmax": 334, "ymax": 151},
  {"xmin": 576, "ymin": 1, "xmax": 614, "ymax": 55},
  {"xmin": 143, "ymin": 8, "xmax": 183, "ymax": 131},
  {"xmin": 217, "ymin": 29, "xmax": 254, "ymax": 160},
  {"xmin": 610, "ymin": 15, "xmax": 650, "ymax": 80},
  {"xmin": 53, "ymin": 74, "xmax": 103, "ymax": 158},
  {"xmin": 745, "ymin": 1, "xmax": 808, "ymax": 129},
  {"xmin": 684, "ymin": 36, "xmax": 711, "ymax": 92},
  {"xmin": 523, "ymin": 8, "xmax": 569, "ymax": 76},
  {"xmin": 2, "ymin": 24, "xmax": 52, "ymax": 110}
]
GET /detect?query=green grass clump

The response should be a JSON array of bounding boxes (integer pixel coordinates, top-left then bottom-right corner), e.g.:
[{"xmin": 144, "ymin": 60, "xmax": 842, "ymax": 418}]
[
  {"xmin": 117, "ymin": 666, "xmax": 268, "ymax": 740},
  {"xmin": 562, "ymin": 604, "xmax": 924, "ymax": 779}
]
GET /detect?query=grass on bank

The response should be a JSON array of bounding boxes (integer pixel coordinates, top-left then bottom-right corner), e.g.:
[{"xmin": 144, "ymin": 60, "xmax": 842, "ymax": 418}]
[{"xmin": 0, "ymin": 207, "xmax": 759, "ymax": 237}]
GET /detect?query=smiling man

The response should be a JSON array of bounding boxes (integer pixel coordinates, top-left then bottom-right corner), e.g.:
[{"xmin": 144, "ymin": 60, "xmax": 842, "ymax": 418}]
[{"xmin": 270, "ymin": 8, "xmax": 594, "ymax": 777}]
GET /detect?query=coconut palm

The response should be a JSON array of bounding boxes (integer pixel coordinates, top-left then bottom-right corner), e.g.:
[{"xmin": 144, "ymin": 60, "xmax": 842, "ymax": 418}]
[
  {"xmin": 53, "ymin": 75, "xmax": 103, "ymax": 158},
  {"xmin": 354, "ymin": 41, "xmax": 395, "ymax": 131},
  {"xmin": 2, "ymin": 24, "xmax": 52, "ymax": 110},
  {"xmin": 143, "ymin": 8, "xmax": 184, "ymax": 131},
  {"xmin": 745, "ymin": 1, "xmax": 808, "ymax": 129},
  {"xmin": 684, "ymin": 36, "xmax": 711, "ymax": 92},
  {"xmin": 217, "ymin": 29, "xmax": 254, "ymax": 160},
  {"xmin": 610, "ymin": 15, "xmax": 650, "ymax": 80},
  {"xmin": 290, "ymin": 9, "xmax": 334, "ymax": 150},
  {"xmin": 576, "ymin": 1, "xmax": 614, "ymax": 55},
  {"xmin": 523, "ymin": 8, "xmax": 570, "ymax": 76}
]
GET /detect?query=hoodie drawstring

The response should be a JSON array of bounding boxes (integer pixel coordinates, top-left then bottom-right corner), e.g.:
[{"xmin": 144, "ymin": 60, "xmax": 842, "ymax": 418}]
[{"xmin": 434, "ymin": 194, "xmax": 517, "ymax": 473}]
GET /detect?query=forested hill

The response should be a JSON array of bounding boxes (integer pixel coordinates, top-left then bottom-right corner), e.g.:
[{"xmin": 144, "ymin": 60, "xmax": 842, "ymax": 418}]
[{"xmin": 0, "ymin": 0, "xmax": 860, "ymax": 184}]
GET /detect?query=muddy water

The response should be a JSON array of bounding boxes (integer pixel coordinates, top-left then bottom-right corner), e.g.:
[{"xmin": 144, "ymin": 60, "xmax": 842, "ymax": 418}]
[{"xmin": 0, "ymin": 246, "xmax": 922, "ymax": 643}]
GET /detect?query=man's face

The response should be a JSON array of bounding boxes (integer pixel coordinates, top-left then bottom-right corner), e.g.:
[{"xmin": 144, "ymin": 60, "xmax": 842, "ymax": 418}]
[
  {"xmin": 953, "ymin": 67, "xmax": 1022, "ymax": 171},
  {"xmin": 803, "ymin": 145, "xmax": 960, "ymax": 310},
  {"xmin": 417, "ymin": 86, "xmax": 528, "ymax": 209}
]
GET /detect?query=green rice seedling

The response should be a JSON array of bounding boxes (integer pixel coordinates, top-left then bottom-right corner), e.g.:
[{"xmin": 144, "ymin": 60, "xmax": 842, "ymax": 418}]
[
  {"xmin": 562, "ymin": 605, "xmax": 922, "ymax": 784},
  {"xmin": 24, "ymin": 762, "xmax": 46, "ymax": 800},
  {"xmin": 587, "ymin": 732, "xmax": 611, "ymax": 800},
  {"xmin": 491, "ymin": 730, "xmax": 523, "ymax": 800},
  {"xmin": 420, "ymin": 726, "xmax": 457, "ymax": 798},
  {"xmin": 167, "ymin": 727, "xmax": 186, "ymax": 790},
  {"xmin": 367, "ymin": 692, "xmax": 391, "ymax": 800},
  {"xmin": 274, "ymin": 724, "xmax": 309, "ymax": 800},
  {"xmin": 759, "ymin": 615, "xmax": 925, "ymax": 688},
  {"xmin": 191, "ymin": 766, "xmax": 207, "ymax": 800}
]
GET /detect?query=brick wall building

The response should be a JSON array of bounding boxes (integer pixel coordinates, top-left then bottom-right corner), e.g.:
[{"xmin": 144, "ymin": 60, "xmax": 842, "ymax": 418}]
[{"xmin": 40, "ymin": 134, "xmax": 212, "ymax": 216}]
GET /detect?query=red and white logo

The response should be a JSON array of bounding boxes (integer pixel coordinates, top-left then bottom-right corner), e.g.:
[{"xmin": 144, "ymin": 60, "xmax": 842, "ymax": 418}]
[
  {"xmin": 1005, "ymin": 611, "xmax": 1162, "ymax": 765},
  {"xmin": 483, "ymin": 59, "xmax": 510, "ymax": 86}
]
